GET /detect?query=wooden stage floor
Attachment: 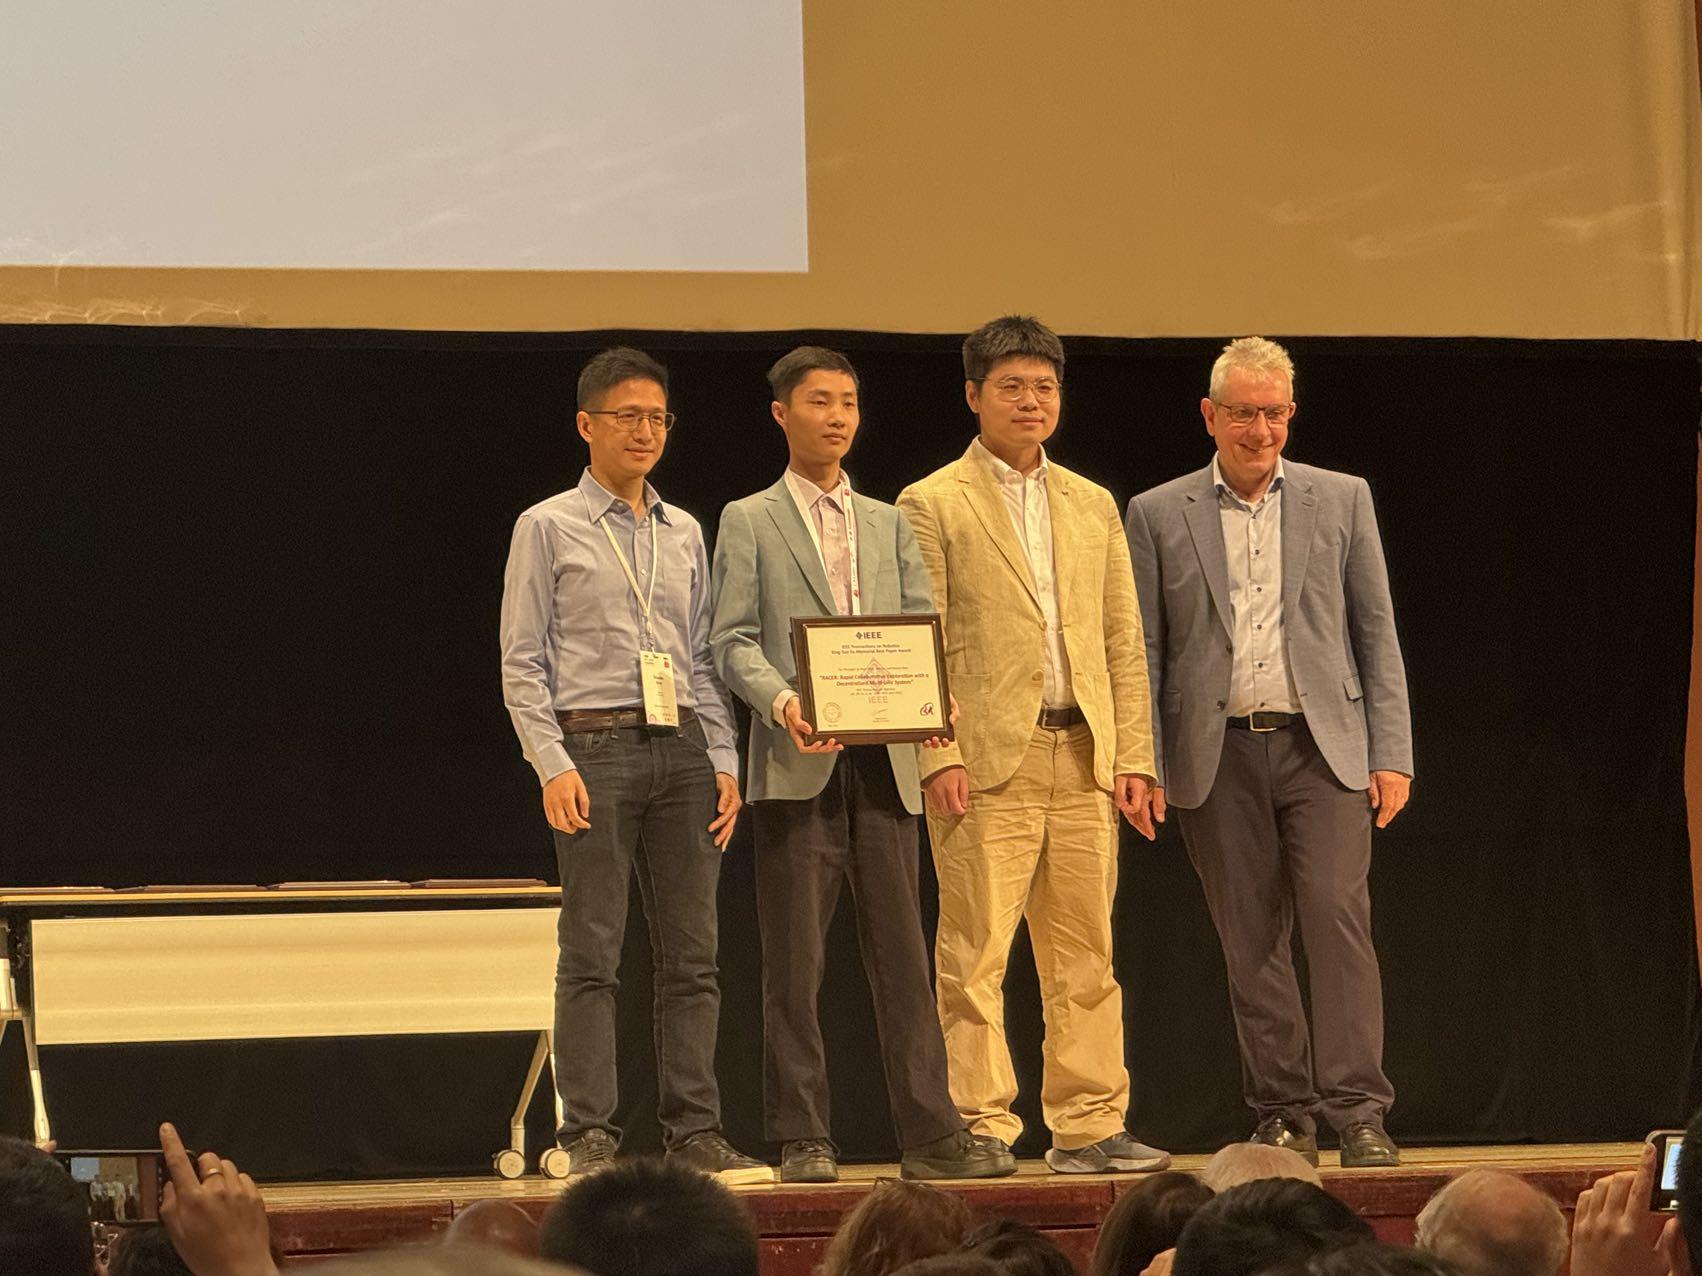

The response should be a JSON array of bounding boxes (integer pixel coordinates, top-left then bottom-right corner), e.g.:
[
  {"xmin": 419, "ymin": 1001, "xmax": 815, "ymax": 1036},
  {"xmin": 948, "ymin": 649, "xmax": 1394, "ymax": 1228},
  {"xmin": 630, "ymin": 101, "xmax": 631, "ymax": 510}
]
[{"xmin": 261, "ymin": 1143, "xmax": 1641, "ymax": 1270}]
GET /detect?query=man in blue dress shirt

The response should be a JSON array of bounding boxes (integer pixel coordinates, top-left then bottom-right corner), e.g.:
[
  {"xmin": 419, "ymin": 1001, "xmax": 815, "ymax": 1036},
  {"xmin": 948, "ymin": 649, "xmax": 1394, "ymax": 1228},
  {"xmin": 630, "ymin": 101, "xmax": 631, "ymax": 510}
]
[{"xmin": 500, "ymin": 347, "xmax": 770, "ymax": 1182}]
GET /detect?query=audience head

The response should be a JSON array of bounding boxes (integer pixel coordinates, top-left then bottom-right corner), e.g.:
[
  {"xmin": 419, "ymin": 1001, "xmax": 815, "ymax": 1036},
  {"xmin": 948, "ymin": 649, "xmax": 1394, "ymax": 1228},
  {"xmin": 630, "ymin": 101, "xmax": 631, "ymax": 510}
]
[
  {"xmin": 891, "ymin": 1259, "xmax": 1005, "ymax": 1276},
  {"xmin": 1201, "ymin": 1144, "xmax": 1324, "ymax": 1193},
  {"xmin": 539, "ymin": 1158, "xmax": 758, "ymax": 1276},
  {"xmin": 1273, "ymin": 1241, "xmax": 1464, "ymax": 1275},
  {"xmin": 107, "ymin": 1225, "xmax": 191, "ymax": 1276},
  {"xmin": 0, "ymin": 1136, "xmax": 95, "ymax": 1276},
  {"xmin": 961, "ymin": 1218, "xmax": 1073, "ymax": 1276},
  {"xmin": 1173, "ymin": 1178, "xmax": 1373, "ymax": 1276},
  {"xmin": 1092, "ymin": 1170, "xmax": 1215, "ymax": 1276},
  {"xmin": 818, "ymin": 1178, "xmax": 977, "ymax": 1276},
  {"xmin": 1680, "ymin": 1107, "xmax": 1702, "ymax": 1275},
  {"xmin": 1412, "ymin": 1169, "xmax": 1566, "ymax": 1276},
  {"xmin": 321, "ymin": 1248, "xmax": 584, "ymax": 1275},
  {"xmin": 444, "ymin": 1199, "xmax": 541, "ymax": 1256}
]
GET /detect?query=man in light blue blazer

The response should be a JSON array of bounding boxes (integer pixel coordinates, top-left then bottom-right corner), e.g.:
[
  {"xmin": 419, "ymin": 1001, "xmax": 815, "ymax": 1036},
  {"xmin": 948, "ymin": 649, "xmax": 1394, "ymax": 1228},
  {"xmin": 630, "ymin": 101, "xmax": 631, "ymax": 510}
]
[
  {"xmin": 1124, "ymin": 337, "xmax": 1414, "ymax": 1169},
  {"xmin": 710, "ymin": 346, "xmax": 1014, "ymax": 1184}
]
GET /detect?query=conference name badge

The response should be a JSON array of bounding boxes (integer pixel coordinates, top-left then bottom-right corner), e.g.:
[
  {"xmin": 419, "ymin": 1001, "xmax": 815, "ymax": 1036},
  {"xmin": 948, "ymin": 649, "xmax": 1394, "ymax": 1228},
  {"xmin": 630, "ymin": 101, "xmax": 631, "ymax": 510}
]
[{"xmin": 639, "ymin": 650, "xmax": 680, "ymax": 728}]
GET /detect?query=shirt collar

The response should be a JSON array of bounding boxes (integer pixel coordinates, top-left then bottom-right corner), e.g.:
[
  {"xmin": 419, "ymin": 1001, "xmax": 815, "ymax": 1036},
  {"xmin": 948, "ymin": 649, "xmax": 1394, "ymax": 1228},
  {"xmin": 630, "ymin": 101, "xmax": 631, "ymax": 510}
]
[
  {"xmin": 972, "ymin": 437, "xmax": 1049, "ymax": 485},
  {"xmin": 783, "ymin": 466, "xmax": 853, "ymax": 509},
  {"xmin": 1211, "ymin": 455, "xmax": 1285, "ymax": 508},
  {"xmin": 579, "ymin": 468, "xmax": 669, "ymax": 524}
]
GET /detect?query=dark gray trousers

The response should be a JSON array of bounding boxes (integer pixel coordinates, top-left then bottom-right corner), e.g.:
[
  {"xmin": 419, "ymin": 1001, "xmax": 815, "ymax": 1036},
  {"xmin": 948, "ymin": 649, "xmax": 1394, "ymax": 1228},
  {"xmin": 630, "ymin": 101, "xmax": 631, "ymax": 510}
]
[
  {"xmin": 751, "ymin": 747, "xmax": 961, "ymax": 1149},
  {"xmin": 550, "ymin": 719, "xmax": 724, "ymax": 1150},
  {"xmin": 1177, "ymin": 720, "xmax": 1394, "ymax": 1134}
]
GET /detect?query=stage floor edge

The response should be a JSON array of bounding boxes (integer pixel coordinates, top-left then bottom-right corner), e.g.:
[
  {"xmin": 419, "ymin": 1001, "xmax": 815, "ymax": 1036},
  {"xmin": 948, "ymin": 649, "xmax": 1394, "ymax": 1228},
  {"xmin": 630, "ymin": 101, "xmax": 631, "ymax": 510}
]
[{"xmin": 261, "ymin": 1143, "xmax": 1643, "ymax": 1271}]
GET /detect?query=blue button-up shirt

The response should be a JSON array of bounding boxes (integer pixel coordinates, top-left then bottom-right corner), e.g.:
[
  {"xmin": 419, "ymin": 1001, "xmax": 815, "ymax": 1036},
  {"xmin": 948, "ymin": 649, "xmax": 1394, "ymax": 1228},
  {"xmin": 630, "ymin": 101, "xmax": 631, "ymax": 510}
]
[{"xmin": 500, "ymin": 469, "xmax": 739, "ymax": 784}]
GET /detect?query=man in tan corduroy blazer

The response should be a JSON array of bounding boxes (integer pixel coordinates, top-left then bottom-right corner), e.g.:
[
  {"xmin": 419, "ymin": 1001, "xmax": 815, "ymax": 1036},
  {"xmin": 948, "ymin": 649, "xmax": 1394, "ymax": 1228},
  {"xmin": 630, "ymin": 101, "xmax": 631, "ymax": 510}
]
[{"xmin": 896, "ymin": 315, "xmax": 1167, "ymax": 1175}]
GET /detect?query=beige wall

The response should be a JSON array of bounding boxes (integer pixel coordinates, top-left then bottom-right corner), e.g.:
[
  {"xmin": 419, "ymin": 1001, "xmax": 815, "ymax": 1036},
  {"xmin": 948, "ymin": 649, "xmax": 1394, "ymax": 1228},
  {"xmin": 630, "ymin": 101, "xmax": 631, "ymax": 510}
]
[{"xmin": 1, "ymin": 1, "xmax": 1698, "ymax": 337}]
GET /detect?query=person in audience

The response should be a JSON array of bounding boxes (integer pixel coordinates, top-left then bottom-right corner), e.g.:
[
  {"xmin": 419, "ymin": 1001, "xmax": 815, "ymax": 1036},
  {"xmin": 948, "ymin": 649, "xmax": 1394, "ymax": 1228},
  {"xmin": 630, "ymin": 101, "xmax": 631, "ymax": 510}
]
[
  {"xmin": 1681, "ymin": 1108, "xmax": 1702, "ymax": 1276},
  {"xmin": 0, "ymin": 1135, "xmax": 96, "ymax": 1276},
  {"xmin": 1571, "ymin": 1139, "xmax": 1695, "ymax": 1276},
  {"xmin": 109, "ymin": 1225, "xmax": 193, "ymax": 1276},
  {"xmin": 158, "ymin": 1121, "xmax": 279, "ymax": 1276},
  {"xmin": 538, "ymin": 1157, "xmax": 759, "ymax": 1276},
  {"xmin": 444, "ymin": 1199, "xmax": 542, "ymax": 1256},
  {"xmin": 818, "ymin": 1178, "xmax": 977, "ymax": 1276},
  {"xmin": 1201, "ymin": 1143, "xmax": 1325, "ymax": 1192},
  {"xmin": 1091, "ymin": 1170, "xmax": 1215, "ymax": 1276},
  {"xmin": 892, "ymin": 1259, "xmax": 1005, "ymax": 1276},
  {"xmin": 320, "ymin": 1250, "xmax": 584, "ymax": 1275},
  {"xmin": 709, "ymin": 345, "xmax": 1010, "ymax": 1184},
  {"xmin": 961, "ymin": 1217, "xmax": 1075, "ymax": 1276},
  {"xmin": 1412, "ymin": 1169, "xmax": 1567, "ymax": 1276},
  {"xmin": 499, "ymin": 346, "xmax": 766, "ymax": 1183},
  {"xmin": 897, "ymin": 314, "xmax": 1164, "ymax": 1175},
  {"xmin": 1125, "ymin": 336, "xmax": 1411, "ymax": 1169},
  {"xmin": 1279, "ymin": 1243, "xmax": 1464, "ymax": 1274},
  {"xmin": 1171, "ymin": 1178, "xmax": 1373, "ymax": 1276}
]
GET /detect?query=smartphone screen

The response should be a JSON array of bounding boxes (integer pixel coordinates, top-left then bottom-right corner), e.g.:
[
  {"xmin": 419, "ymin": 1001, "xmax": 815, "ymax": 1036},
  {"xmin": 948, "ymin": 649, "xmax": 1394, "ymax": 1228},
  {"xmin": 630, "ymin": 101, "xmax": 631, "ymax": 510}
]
[
  {"xmin": 1650, "ymin": 1129, "xmax": 1684, "ymax": 1212},
  {"xmin": 55, "ymin": 1151, "xmax": 165, "ymax": 1223}
]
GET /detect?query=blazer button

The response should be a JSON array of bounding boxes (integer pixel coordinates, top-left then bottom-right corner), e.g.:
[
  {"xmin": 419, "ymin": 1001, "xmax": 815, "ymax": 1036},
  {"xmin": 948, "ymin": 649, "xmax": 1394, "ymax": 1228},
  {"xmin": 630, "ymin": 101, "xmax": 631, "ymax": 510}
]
[
  {"xmin": 1032, "ymin": 671, "xmax": 1043, "ymax": 682},
  {"xmin": 1224, "ymin": 645, "xmax": 1232, "ymax": 655},
  {"xmin": 1216, "ymin": 699, "xmax": 1226, "ymax": 709}
]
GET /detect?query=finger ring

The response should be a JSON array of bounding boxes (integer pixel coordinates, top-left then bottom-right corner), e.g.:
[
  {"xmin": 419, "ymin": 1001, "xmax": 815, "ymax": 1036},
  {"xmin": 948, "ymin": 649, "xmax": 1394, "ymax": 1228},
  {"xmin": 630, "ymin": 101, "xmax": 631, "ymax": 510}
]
[{"xmin": 201, "ymin": 1166, "xmax": 225, "ymax": 1176}]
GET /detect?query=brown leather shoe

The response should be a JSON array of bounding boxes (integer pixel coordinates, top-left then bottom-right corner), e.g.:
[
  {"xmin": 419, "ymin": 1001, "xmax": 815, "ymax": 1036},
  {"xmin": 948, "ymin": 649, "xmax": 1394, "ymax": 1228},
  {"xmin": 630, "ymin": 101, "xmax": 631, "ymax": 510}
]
[
  {"xmin": 1339, "ymin": 1122, "xmax": 1401, "ymax": 1168},
  {"xmin": 1251, "ymin": 1115, "xmax": 1319, "ymax": 1166}
]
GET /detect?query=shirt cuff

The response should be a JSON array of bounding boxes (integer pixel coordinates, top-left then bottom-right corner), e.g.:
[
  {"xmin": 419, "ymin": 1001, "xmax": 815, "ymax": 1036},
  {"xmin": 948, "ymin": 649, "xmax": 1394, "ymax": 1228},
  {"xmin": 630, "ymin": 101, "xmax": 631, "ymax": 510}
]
[
  {"xmin": 772, "ymin": 689, "xmax": 799, "ymax": 729},
  {"xmin": 535, "ymin": 742, "xmax": 574, "ymax": 787},
  {"xmin": 708, "ymin": 745, "xmax": 740, "ymax": 778}
]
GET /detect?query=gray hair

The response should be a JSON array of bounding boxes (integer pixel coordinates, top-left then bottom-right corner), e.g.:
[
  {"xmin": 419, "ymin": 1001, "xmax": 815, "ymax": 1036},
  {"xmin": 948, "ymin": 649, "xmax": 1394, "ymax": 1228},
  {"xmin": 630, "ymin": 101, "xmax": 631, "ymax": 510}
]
[
  {"xmin": 1414, "ymin": 1170, "xmax": 1568, "ymax": 1276},
  {"xmin": 1208, "ymin": 336, "xmax": 1296, "ymax": 400},
  {"xmin": 1198, "ymin": 1142, "xmax": 1323, "ymax": 1193}
]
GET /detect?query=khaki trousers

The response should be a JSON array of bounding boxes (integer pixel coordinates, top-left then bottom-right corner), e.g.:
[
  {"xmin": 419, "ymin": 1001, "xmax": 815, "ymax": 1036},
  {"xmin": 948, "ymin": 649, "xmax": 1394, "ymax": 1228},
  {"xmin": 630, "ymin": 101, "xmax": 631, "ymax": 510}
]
[{"xmin": 927, "ymin": 724, "xmax": 1130, "ymax": 1149}]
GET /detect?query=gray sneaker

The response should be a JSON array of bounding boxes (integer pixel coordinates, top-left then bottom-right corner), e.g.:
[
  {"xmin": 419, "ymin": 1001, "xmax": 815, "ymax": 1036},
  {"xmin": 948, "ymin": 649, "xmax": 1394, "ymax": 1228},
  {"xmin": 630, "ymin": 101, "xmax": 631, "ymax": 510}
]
[
  {"xmin": 562, "ymin": 1127, "xmax": 618, "ymax": 1176},
  {"xmin": 665, "ymin": 1131, "xmax": 776, "ymax": 1185},
  {"xmin": 1045, "ymin": 1130, "xmax": 1171, "ymax": 1174}
]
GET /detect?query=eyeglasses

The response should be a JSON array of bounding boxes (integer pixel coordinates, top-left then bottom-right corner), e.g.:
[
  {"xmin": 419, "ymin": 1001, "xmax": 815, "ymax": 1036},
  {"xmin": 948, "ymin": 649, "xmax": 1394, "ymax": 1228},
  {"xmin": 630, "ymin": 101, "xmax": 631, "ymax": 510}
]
[
  {"xmin": 586, "ymin": 409, "xmax": 676, "ymax": 433},
  {"xmin": 1214, "ymin": 402, "xmax": 1293, "ymax": 426},
  {"xmin": 983, "ymin": 376, "xmax": 1062, "ymax": 403}
]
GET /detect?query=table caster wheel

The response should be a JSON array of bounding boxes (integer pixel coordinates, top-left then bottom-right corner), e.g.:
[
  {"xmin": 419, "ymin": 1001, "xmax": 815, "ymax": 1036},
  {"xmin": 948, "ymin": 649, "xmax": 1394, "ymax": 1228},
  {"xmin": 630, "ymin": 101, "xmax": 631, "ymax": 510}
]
[
  {"xmin": 540, "ymin": 1146, "xmax": 571, "ymax": 1179},
  {"xmin": 492, "ymin": 1149, "xmax": 526, "ymax": 1180}
]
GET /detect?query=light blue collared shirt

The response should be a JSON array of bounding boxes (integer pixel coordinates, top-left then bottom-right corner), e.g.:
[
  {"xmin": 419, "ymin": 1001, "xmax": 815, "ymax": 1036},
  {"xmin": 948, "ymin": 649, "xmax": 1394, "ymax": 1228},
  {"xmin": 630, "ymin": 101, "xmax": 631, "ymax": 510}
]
[{"xmin": 500, "ymin": 469, "xmax": 739, "ymax": 784}]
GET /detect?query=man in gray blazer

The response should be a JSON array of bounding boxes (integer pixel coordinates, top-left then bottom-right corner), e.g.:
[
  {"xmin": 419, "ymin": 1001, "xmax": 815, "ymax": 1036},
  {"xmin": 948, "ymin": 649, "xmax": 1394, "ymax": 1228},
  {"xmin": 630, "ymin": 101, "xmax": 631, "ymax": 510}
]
[
  {"xmin": 710, "ymin": 346, "xmax": 1014, "ymax": 1184},
  {"xmin": 1124, "ymin": 337, "xmax": 1413, "ymax": 1168}
]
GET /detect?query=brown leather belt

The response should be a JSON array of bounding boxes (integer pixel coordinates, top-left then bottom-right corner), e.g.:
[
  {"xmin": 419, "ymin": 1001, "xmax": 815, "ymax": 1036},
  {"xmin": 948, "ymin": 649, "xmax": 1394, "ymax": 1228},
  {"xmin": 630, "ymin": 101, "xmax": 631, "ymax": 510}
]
[
  {"xmin": 556, "ymin": 706, "xmax": 697, "ymax": 733},
  {"xmin": 1037, "ymin": 705, "xmax": 1086, "ymax": 730},
  {"xmin": 1227, "ymin": 711, "xmax": 1304, "ymax": 732}
]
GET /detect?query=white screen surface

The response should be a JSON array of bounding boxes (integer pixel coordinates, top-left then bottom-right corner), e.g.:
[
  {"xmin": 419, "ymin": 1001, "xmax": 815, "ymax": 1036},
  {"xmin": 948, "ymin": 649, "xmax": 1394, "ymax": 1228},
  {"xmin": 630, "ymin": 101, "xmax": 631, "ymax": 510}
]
[{"xmin": 0, "ymin": 1, "xmax": 807, "ymax": 270}]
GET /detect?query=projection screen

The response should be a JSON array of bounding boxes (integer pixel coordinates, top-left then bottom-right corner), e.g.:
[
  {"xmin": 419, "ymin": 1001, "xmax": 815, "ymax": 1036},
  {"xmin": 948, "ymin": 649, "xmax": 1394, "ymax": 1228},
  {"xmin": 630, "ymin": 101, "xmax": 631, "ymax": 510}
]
[{"xmin": 0, "ymin": 0, "xmax": 1696, "ymax": 339}]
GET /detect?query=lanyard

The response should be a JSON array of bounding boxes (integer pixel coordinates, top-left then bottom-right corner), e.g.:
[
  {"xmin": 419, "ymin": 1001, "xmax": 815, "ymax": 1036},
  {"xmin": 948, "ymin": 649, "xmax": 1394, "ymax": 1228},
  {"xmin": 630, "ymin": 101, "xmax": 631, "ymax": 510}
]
[
  {"xmin": 600, "ymin": 513, "xmax": 659, "ymax": 645},
  {"xmin": 798, "ymin": 478, "xmax": 862, "ymax": 616}
]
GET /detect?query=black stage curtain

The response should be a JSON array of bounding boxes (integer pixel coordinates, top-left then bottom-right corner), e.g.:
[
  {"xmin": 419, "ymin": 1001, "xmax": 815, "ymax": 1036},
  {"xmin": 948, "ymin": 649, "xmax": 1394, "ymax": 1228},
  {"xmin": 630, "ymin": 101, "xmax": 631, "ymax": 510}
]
[{"xmin": 2, "ymin": 327, "xmax": 1698, "ymax": 1177}]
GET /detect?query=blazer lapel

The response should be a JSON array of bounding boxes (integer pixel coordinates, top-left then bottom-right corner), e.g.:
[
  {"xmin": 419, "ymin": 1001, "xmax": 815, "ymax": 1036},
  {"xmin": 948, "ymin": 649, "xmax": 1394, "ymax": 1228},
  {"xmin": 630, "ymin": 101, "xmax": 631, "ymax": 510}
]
[
  {"xmin": 1045, "ymin": 466, "xmax": 1079, "ymax": 600},
  {"xmin": 957, "ymin": 446, "xmax": 1043, "ymax": 611},
  {"xmin": 1280, "ymin": 470, "xmax": 1317, "ymax": 613},
  {"xmin": 1182, "ymin": 468, "xmax": 1235, "ymax": 639},
  {"xmin": 763, "ymin": 479, "xmax": 836, "ymax": 614},
  {"xmin": 853, "ymin": 494, "xmax": 885, "ymax": 605}
]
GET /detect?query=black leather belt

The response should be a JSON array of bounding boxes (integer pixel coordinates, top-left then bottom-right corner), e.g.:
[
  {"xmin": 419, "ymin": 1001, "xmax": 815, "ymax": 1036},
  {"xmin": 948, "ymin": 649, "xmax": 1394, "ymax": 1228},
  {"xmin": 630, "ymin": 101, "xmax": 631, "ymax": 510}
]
[
  {"xmin": 556, "ymin": 706, "xmax": 697, "ymax": 733},
  {"xmin": 1037, "ymin": 706, "xmax": 1086, "ymax": 730},
  {"xmin": 1227, "ymin": 711, "xmax": 1304, "ymax": 733}
]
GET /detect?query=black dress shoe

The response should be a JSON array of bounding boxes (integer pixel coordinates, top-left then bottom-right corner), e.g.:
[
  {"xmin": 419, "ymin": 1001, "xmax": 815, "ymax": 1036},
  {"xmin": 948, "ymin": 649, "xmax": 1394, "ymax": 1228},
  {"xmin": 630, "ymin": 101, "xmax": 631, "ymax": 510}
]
[
  {"xmin": 1251, "ymin": 1115, "xmax": 1319, "ymax": 1166},
  {"xmin": 780, "ymin": 1138, "xmax": 839, "ymax": 1183},
  {"xmin": 1338, "ymin": 1122, "xmax": 1400, "ymax": 1168}
]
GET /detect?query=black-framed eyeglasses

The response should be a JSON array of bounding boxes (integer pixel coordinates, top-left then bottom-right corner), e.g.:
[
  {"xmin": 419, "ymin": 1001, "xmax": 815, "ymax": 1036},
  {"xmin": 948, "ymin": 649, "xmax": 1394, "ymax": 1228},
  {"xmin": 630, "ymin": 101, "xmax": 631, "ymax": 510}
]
[
  {"xmin": 586, "ymin": 409, "xmax": 676, "ymax": 433},
  {"xmin": 1214, "ymin": 402, "xmax": 1293, "ymax": 426},
  {"xmin": 982, "ymin": 375, "xmax": 1062, "ymax": 403}
]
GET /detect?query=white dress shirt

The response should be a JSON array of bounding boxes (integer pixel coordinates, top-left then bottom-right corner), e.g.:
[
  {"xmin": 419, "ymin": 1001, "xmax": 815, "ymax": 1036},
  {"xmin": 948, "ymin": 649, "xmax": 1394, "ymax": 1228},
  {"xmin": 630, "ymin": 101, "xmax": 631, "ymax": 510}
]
[
  {"xmin": 972, "ymin": 438, "xmax": 1075, "ymax": 708},
  {"xmin": 1213, "ymin": 455, "xmax": 1301, "ymax": 717},
  {"xmin": 774, "ymin": 467, "xmax": 861, "ymax": 727}
]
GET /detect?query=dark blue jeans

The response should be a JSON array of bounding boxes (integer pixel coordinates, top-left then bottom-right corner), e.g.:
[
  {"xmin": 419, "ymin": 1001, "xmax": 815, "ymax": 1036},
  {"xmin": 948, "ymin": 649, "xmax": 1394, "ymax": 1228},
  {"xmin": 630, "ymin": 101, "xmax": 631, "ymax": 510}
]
[{"xmin": 551, "ymin": 719, "xmax": 724, "ymax": 1150}]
